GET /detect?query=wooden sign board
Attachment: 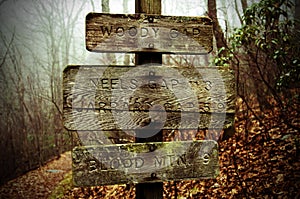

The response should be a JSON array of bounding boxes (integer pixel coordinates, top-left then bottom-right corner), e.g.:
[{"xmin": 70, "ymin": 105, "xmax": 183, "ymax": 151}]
[
  {"xmin": 63, "ymin": 65, "xmax": 235, "ymax": 131},
  {"xmin": 86, "ymin": 13, "xmax": 213, "ymax": 54},
  {"xmin": 72, "ymin": 140, "xmax": 219, "ymax": 186}
]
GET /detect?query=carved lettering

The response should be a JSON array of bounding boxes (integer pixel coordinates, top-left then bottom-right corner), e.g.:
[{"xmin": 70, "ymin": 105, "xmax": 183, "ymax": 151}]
[
  {"xmin": 99, "ymin": 26, "xmax": 162, "ymax": 38},
  {"xmin": 94, "ymin": 100, "xmax": 215, "ymax": 112},
  {"xmin": 205, "ymin": 81, "xmax": 212, "ymax": 90},
  {"xmin": 116, "ymin": 27, "xmax": 125, "ymax": 36},
  {"xmin": 103, "ymin": 157, "xmax": 145, "ymax": 170},
  {"xmin": 111, "ymin": 101, "xmax": 118, "ymax": 108},
  {"xmin": 154, "ymin": 154, "xmax": 192, "ymax": 168},
  {"xmin": 152, "ymin": 28, "xmax": 159, "ymax": 37},
  {"xmin": 87, "ymin": 102, "xmax": 94, "ymax": 109},
  {"xmin": 90, "ymin": 78, "xmax": 134, "ymax": 89},
  {"xmin": 130, "ymin": 79, "xmax": 138, "ymax": 89},
  {"xmin": 101, "ymin": 79, "xmax": 109, "ymax": 89},
  {"xmin": 183, "ymin": 28, "xmax": 188, "ymax": 36},
  {"xmin": 111, "ymin": 78, "xmax": 119, "ymax": 89},
  {"xmin": 89, "ymin": 160, "xmax": 97, "ymax": 172},
  {"xmin": 77, "ymin": 97, "xmax": 217, "ymax": 113},
  {"xmin": 128, "ymin": 26, "xmax": 138, "ymax": 36},
  {"xmin": 86, "ymin": 13, "xmax": 214, "ymax": 53},
  {"xmin": 135, "ymin": 157, "xmax": 144, "ymax": 168},
  {"xmin": 90, "ymin": 78, "xmax": 98, "ymax": 87},
  {"xmin": 121, "ymin": 159, "xmax": 133, "ymax": 168},
  {"xmin": 148, "ymin": 43, "xmax": 154, "ymax": 48},
  {"xmin": 169, "ymin": 28, "xmax": 179, "ymax": 38},
  {"xmin": 100, "ymin": 26, "xmax": 113, "ymax": 36},
  {"xmin": 98, "ymin": 26, "xmax": 203, "ymax": 39},
  {"xmin": 98, "ymin": 153, "xmax": 210, "ymax": 170},
  {"xmin": 141, "ymin": 27, "xmax": 148, "ymax": 37},
  {"xmin": 148, "ymin": 80, "xmax": 157, "ymax": 89},
  {"xmin": 71, "ymin": 141, "xmax": 219, "ymax": 185},
  {"xmin": 199, "ymin": 102, "xmax": 210, "ymax": 112},
  {"xmin": 99, "ymin": 101, "xmax": 106, "ymax": 112},
  {"xmin": 149, "ymin": 71, "xmax": 155, "ymax": 76},
  {"xmin": 171, "ymin": 79, "xmax": 179, "ymax": 88},
  {"xmin": 154, "ymin": 156, "xmax": 164, "ymax": 167},
  {"xmin": 110, "ymin": 158, "xmax": 119, "ymax": 169},
  {"xmin": 177, "ymin": 154, "xmax": 188, "ymax": 166},
  {"xmin": 193, "ymin": 28, "xmax": 200, "ymax": 36},
  {"xmin": 202, "ymin": 154, "xmax": 210, "ymax": 164},
  {"xmin": 90, "ymin": 77, "xmax": 190, "ymax": 90}
]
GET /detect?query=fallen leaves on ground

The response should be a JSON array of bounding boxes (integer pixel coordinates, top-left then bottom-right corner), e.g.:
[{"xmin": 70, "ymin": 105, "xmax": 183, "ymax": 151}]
[
  {"xmin": 0, "ymin": 152, "xmax": 72, "ymax": 199},
  {"xmin": 1, "ymin": 97, "xmax": 299, "ymax": 198}
]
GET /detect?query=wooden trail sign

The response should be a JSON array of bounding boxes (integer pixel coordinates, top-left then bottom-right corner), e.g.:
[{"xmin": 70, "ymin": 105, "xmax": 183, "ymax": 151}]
[
  {"xmin": 72, "ymin": 140, "xmax": 219, "ymax": 186},
  {"xmin": 63, "ymin": 63, "xmax": 234, "ymax": 186},
  {"xmin": 62, "ymin": 0, "xmax": 236, "ymax": 192},
  {"xmin": 63, "ymin": 65, "xmax": 235, "ymax": 132},
  {"xmin": 86, "ymin": 13, "xmax": 213, "ymax": 54}
]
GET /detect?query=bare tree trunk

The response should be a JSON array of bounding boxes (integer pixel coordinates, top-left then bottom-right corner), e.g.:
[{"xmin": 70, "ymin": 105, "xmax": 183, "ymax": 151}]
[
  {"xmin": 207, "ymin": 0, "xmax": 228, "ymax": 61},
  {"xmin": 234, "ymin": 0, "xmax": 242, "ymax": 24},
  {"xmin": 123, "ymin": 0, "xmax": 129, "ymax": 13},
  {"xmin": 90, "ymin": 0, "xmax": 95, "ymax": 11},
  {"xmin": 241, "ymin": 0, "xmax": 248, "ymax": 13},
  {"xmin": 295, "ymin": 0, "xmax": 300, "ymax": 36},
  {"xmin": 0, "ymin": 0, "xmax": 92, "ymax": 183},
  {"xmin": 101, "ymin": 0, "xmax": 116, "ymax": 64},
  {"xmin": 234, "ymin": 0, "xmax": 248, "ymax": 24},
  {"xmin": 102, "ymin": 0, "xmax": 110, "ymax": 13}
]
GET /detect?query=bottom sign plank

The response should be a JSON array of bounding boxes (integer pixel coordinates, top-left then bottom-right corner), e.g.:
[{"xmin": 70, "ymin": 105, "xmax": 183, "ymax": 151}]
[{"xmin": 72, "ymin": 140, "xmax": 219, "ymax": 186}]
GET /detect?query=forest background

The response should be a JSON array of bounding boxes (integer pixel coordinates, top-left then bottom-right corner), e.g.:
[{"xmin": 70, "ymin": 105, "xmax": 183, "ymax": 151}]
[{"xmin": 0, "ymin": 0, "xmax": 299, "ymax": 198}]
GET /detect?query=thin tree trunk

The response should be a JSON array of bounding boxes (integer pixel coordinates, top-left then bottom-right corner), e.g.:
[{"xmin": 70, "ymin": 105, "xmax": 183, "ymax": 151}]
[
  {"xmin": 234, "ymin": 0, "xmax": 243, "ymax": 24},
  {"xmin": 101, "ymin": 0, "xmax": 116, "ymax": 64},
  {"xmin": 241, "ymin": 0, "xmax": 248, "ymax": 13},
  {"xmin": 123, "ymin": 0, "xmax": 129, "ymax": 13},
  {"xmin": 102, "ymin": 0, "xmax": 110, "ymax": 13},
  {"xmin": 295, "ymin": 0, "xmax": 300, "ymax": 37},
  {"xmin": 207, "ymin": 0, "xmax": 228, "ymax": 61}
]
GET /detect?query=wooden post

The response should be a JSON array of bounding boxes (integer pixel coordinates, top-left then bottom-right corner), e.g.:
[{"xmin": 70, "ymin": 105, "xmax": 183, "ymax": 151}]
[
  {"xmin": 135, "ymin": 0, "xmax": 163, "ymax": 198},
  {"xmin": 63, "ymin": 0, "xmax": 234, "ymax": 195}
]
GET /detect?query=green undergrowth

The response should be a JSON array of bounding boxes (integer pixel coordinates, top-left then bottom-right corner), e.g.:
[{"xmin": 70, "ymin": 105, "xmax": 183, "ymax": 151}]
[{"xmin": 48, "ymin": 171, "xmax": 72, "ymax": 199}]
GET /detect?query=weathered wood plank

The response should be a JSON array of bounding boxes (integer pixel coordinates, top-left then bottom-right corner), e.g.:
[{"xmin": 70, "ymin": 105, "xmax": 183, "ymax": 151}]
[
  {"xmin": 72, "ymin": 140, "xmax": 219, "ymax": 186},
  {"xmin": 86, "ymin": 13, "xmax": 213, "ymax": 54},
  {"xmin": 63, "ymin": 65, "xmax": 235, "ymax": 112},
  {"xmin": 63, "ymin": 108, "xmax": 234, "ymax": 131},
  {"xmin": 63, "ymin": 65, "xmax": 235, "ymax": 131}
]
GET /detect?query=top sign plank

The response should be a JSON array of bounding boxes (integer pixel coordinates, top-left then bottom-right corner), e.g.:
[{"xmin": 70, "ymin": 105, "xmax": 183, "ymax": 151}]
[{"xmin": 86, "ymin": 13, "xmax": 213, "ymax": 54}]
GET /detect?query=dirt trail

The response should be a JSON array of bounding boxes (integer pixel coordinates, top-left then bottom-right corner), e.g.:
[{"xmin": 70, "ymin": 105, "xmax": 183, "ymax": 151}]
[{"xmin": 0, "ymin": 151, "xmax": 72, "ymax": 199}]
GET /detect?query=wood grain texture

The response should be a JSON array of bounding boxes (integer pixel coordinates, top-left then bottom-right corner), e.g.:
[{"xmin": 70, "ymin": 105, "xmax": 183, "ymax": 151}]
[
  {"xmin": 63, "ymin": 65, "xmax": 235, "ymax": 131},
  {"xmin": 135, "ymin": 0, "xmax": 161, "ymax": 14},
  {"xmin": 72, "ymin": 140, "xmax": 219, "ymax": 186},
  {"xmin": 86, "ymin": 13, "xmax": 213, "ymax": 54},
  {"xmin": 134, "ymin": 2, "xmax": 165, "ymax": 197},
  {"xmin": 64, "ymin": 108, "xmax": 233, "ymax": 131}
]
